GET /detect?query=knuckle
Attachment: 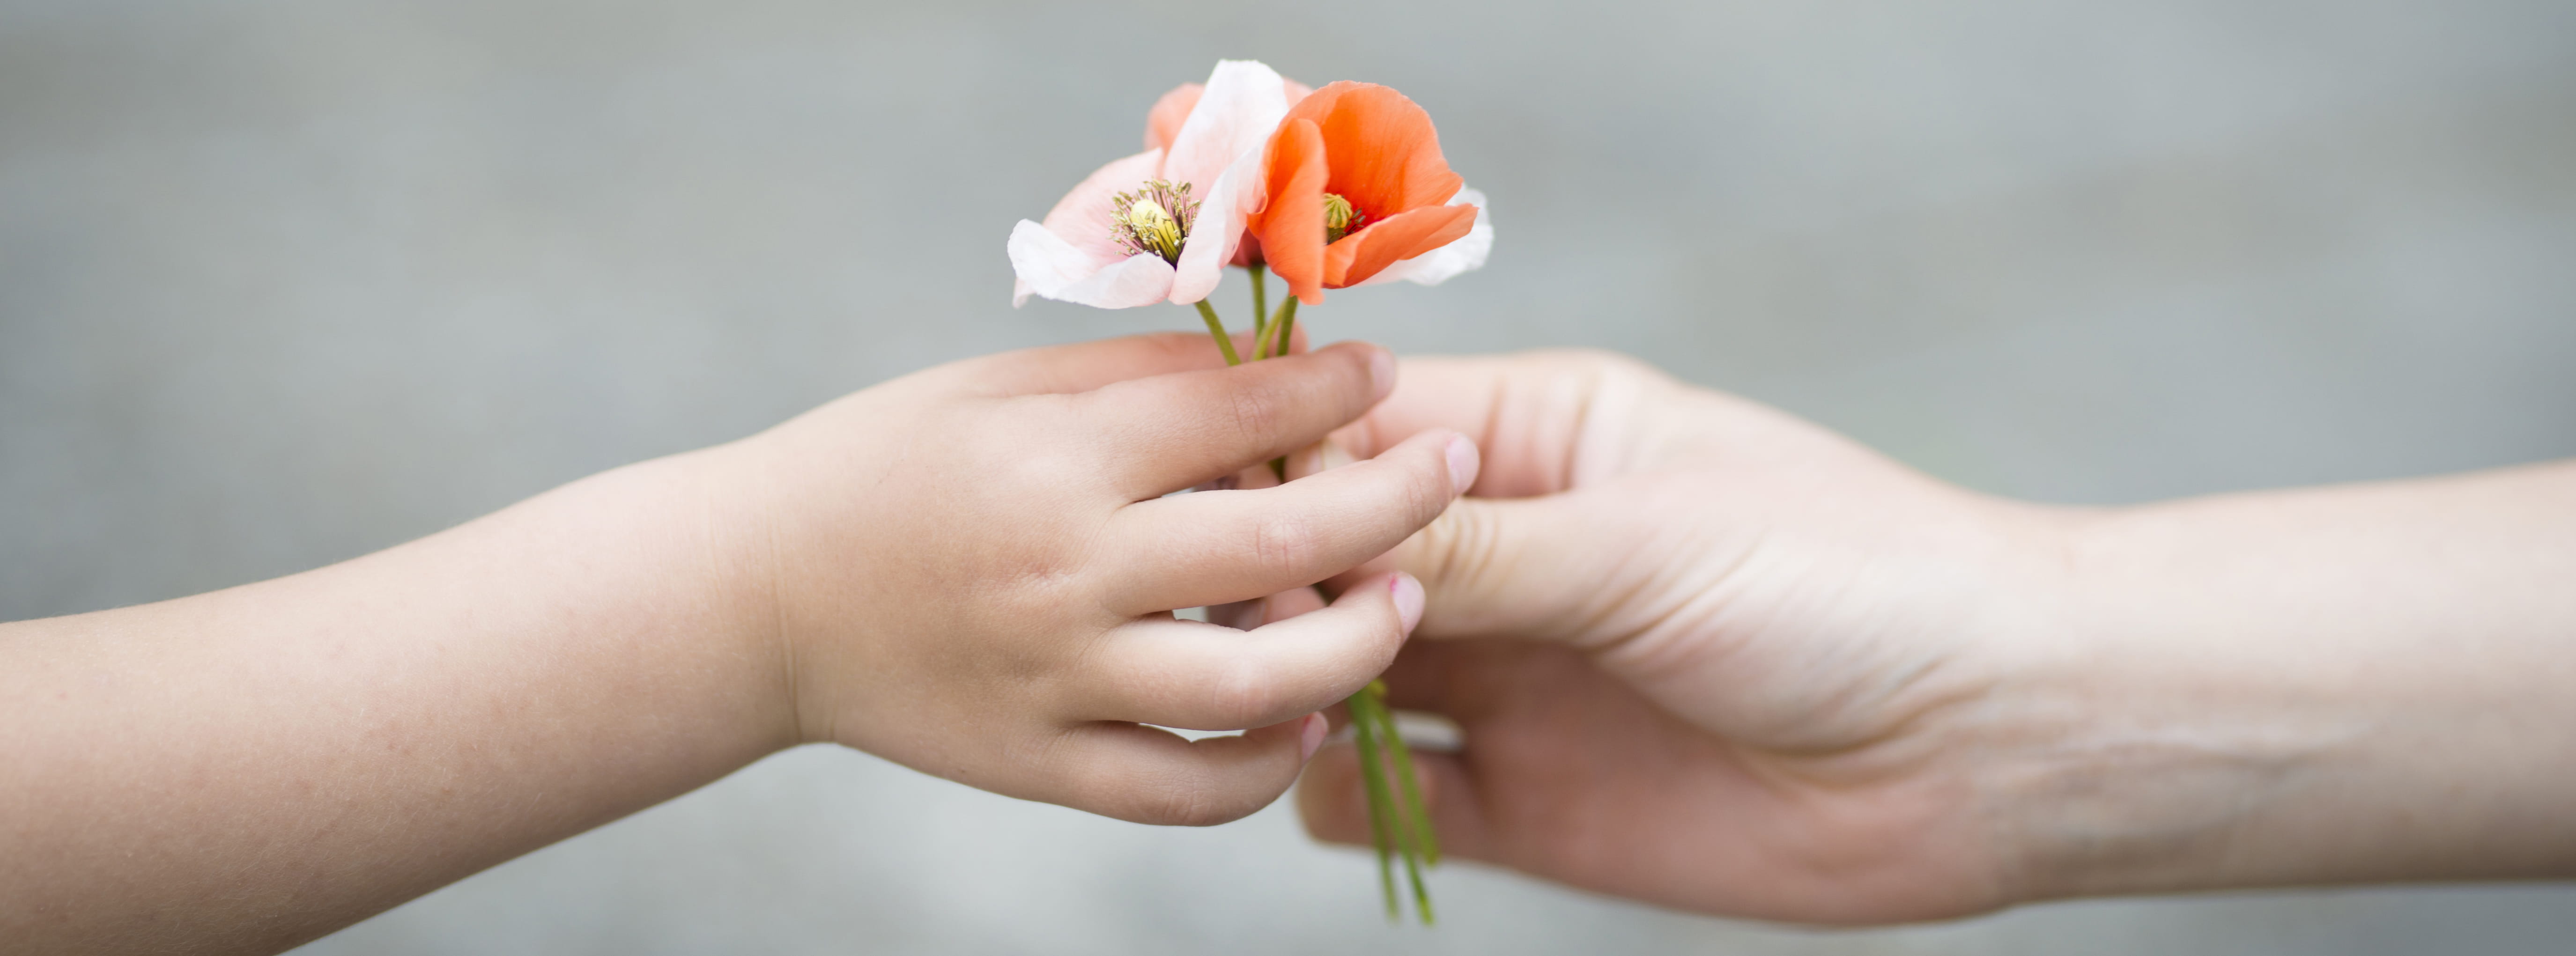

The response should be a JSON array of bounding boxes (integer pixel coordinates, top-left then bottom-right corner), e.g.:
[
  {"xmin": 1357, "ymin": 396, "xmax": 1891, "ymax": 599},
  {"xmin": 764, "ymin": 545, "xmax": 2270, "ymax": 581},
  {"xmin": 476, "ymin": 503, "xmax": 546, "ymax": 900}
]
[
  {"xmin": 1207, "ymin": 655, "xmax": 1280, "ymax": 728},
  {"xmin": 1407, "ymin": 501, "xmax": 1497, "ymax": 593},
  {"xmin": 1153, "ymin": 791, "xmax": 1237, "ymax": 828},
  {"xmin": 1251, "ymin": 515, "xmax": 1324, "ymax": 578},
  {"xmin": 1403, "ymin": 448, "xmax": 1455, "ymax": 521},
  {"xmin": 1129, "ymin": 775, "xmax": 1240, "ymax": 827},
  {"xmin": 1228, "ymin": 386, "xmax": 1288, "ymax": 449},
  {"xmin": 1318, "ymin": 345, "xmax": 1378, "ymax": 411}
]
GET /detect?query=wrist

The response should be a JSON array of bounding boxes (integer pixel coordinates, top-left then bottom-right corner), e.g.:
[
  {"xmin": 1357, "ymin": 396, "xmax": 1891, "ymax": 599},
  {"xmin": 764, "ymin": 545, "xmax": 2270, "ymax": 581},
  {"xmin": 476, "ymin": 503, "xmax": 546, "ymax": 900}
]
[
  {"xmin": 591, "ymin": 443, "xmax": 807, "ymax": 759},
  {"xmin": 1983, "ymin": 487, "xmax": 2576, "ymax": 904}
]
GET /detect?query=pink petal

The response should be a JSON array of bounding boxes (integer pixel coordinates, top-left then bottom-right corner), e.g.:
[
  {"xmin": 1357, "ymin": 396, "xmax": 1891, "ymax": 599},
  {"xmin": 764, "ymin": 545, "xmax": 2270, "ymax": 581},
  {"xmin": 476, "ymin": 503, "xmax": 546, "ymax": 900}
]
[
  {"xmin": 1157, "ymin": 61, "xmax": 1290, "ymax": 200},
  {"xmin": 1037, "ymin": 148, "xmax": 1165, "ymax": 268},
  {"xmin": 1358, "ymin": 186, "xmax": 1492, "ymax": 288}
]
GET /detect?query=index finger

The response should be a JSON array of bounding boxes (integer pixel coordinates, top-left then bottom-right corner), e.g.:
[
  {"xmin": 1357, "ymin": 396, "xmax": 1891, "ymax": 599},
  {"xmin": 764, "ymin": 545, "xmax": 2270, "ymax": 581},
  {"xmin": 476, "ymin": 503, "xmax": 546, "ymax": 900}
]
[{"xmin": 1073, "ymin": 340, "xmax": 1395, "ymax": 499}]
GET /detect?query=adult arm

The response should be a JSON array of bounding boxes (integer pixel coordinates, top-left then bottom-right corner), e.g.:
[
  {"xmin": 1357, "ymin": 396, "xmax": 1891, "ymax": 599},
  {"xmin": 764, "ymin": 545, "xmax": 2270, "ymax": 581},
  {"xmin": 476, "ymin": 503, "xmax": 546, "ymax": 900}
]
[{"xmin": 1295, "ymin": 350, "xmax": 2576, "ymax": 920}]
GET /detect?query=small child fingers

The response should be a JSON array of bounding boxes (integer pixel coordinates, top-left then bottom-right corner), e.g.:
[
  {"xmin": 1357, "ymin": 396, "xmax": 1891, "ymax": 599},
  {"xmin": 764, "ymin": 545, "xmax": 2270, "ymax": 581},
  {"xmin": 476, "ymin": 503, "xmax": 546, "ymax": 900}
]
[
  {"xmin": 1073, "ymin": 341, "xmax": 1396, "ymax": 499},
  {"xmin": 1078, "ymin": 573, "xmax": 1426, "ymax": 732},
  {"xmin": 1038, "ymin": 715, "xmax": 1328, "ymax": 827},
  {"xmin": 1207, "ymin": 585, "xmax": 1329, "ymax": 631},
  {"xmin": 1100, "ymin": 430, "xmax": 1476, "ymax": 614}
]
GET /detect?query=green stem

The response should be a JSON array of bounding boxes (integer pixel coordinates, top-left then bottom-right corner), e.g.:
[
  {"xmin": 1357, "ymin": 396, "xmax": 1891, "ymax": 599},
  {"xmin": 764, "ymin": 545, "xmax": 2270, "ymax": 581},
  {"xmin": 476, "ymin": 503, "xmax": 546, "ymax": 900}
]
[
  {"xmin": 1260, "ymin": 297, "xmax": 1299, "ymax": 360},
  {"xmin": 1377, "ymin": 706, "xmax": 1439, "ymax": 924},
  {"xmin": 1382, "ymin": 697, "xmax": 1442, "ymax": 868},
  {"xmin": 1204, "ymin": 290, "xmax": 1430, "ymax": 921},
  {"xmin": 1249, "ymin": 265, "xmax": 1269, "ymax": 344},
  {"xmin": 1194, "ymin": 301, "xmax": 1241, "ymax": 367},
  {"xmin": 1398, "ymin": 806, "xmax": 1435, "ymax": 925},
  {"xmin": 1348, "ymin": 691, "xmax": 1401, "ymax": 920},
  {"xmin": 1256, "ymin": 295, "xmax": 1299, "ymax": 480},
  {"xmin": 1349, "ymin": 681, "xmax": 1436, "ymax": 924}
]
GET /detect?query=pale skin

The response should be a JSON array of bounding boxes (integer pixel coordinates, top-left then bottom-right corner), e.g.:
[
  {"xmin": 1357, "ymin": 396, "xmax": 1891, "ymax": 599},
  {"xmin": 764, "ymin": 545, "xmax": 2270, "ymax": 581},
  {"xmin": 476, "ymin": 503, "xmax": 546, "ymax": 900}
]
[
  {"xmin": 0, "ymin": 332, "xmax": 1482, "ymax": 956},
  {"xmin": 1293, "ymin": 350, "xmax": 2576, "ymax": 924}
]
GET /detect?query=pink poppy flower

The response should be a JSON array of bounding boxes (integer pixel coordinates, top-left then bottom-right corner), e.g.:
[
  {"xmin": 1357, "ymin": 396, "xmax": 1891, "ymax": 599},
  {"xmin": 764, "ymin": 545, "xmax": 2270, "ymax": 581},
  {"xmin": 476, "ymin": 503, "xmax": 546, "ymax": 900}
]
[{"xmin": 1008, "ymin": 60, "xmax": 1310, "ymax": 308}]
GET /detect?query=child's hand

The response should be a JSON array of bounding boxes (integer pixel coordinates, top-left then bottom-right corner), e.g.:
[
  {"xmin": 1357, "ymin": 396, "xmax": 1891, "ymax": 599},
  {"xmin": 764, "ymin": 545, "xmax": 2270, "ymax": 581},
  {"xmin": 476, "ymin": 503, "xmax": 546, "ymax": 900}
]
[{"xmin": 722, "ymin": 333, "xmax": 1478, "ymax": 826}]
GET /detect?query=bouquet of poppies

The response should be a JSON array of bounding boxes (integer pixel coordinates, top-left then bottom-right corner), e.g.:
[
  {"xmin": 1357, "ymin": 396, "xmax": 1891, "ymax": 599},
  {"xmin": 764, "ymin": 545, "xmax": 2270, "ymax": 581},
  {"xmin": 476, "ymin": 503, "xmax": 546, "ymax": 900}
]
[{"xmin": 1008, "ymin": 60, "xmax": 1490, "ymax": 923}]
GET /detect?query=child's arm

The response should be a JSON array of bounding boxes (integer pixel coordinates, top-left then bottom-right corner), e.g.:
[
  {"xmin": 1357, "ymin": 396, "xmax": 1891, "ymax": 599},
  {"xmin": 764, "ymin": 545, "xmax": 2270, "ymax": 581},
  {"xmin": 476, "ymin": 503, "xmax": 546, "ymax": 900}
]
[
  {"xmin": 0, "ymin": 333, "xmax": 1476, "ymax": 956},
  {"xmin": 1297, "ymin": 349, "xmax": 2576, "ymax": 923}
]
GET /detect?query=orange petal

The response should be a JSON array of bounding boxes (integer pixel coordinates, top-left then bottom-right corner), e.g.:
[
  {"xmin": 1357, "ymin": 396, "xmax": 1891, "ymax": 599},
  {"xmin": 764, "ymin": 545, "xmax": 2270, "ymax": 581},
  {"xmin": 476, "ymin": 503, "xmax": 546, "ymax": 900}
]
[
  {"xmin": 1254, "ymin": 117, "xmax": 1331, "ymax": 304},
  {"xmin": 1144, "ymin": 83, "xmax": 1203, "ymax": 152},
  {"xmin": 1321, "ymin": 203, "xmax": 1477, "ymax": 287},
  {"xmin": 1282, "ymin": 81, "xmax": 1463, "ymax": 222}
]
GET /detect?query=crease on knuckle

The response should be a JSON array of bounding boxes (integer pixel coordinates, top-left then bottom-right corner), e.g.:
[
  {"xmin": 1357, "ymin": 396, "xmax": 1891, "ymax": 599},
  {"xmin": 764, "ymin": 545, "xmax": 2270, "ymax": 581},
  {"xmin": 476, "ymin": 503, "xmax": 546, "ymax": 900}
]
[
  {"xmin": 1252, "ymin": 514, "xmax": 1323, "ymax": 580},
  {"xmin": 1410, "ymin": 501, "xmax": 1499, "ymax": 598},
  {"xmin": 1229, "ymin": 385, "xmax": 1288, "ymax": 455},
  {"xmin": 1404, "ymin": 446, "xmax": 1454, "ymax": 525},
  {"xmin": 1206, "ymin": 653, "xmax": 1280, "ymax": 729},
  {"xmin": 1127, "ymin": 762, "xmax": 1242, "ymax": 827},
  {"xmin": 1324, "ymin": 347, "xmax": 1376, "ymax": 419},
  {"xmin": 1143, "ymin": 786, "xmax": 1235, "ymax": 828}
]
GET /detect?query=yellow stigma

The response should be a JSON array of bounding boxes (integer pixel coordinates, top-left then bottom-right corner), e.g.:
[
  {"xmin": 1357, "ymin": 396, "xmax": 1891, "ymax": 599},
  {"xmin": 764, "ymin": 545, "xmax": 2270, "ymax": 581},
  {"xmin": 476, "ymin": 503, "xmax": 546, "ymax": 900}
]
[
  {"xmin": 1323, "ymin": 192, "xmax": 1365, "ymax": 243},
  {"xmin": 1122, "ymin": 198, "xmax": 1183, "ymax": 261},
  {"xmin": 1110, "ymin": 179, "xmax": 1197, "ymax": 264}
]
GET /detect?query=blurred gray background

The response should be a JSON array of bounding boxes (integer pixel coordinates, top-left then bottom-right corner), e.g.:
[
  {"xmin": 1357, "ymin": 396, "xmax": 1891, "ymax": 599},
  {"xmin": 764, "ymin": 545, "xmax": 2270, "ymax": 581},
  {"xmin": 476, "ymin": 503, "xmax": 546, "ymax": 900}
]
[{"xmin": 6, "ymin": 0, "xmax": 2575, "ymax": 952}]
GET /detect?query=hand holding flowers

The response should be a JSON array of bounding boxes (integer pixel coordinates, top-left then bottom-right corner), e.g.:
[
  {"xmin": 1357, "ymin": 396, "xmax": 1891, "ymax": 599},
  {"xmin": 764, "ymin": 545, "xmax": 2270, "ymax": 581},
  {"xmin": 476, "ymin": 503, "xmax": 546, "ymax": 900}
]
[
  {"xmin": 1009, "ymin": 60, "xmax": 1492, "ymax": 922},
  {"xmin": 739, "ymin": 335, "xmax": 1477, "ymax": 827}
]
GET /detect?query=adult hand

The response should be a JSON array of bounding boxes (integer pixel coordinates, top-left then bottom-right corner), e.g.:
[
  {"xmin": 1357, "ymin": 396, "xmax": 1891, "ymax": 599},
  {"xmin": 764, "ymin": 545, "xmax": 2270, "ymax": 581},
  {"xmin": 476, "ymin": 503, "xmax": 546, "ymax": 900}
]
[{"xmin": 1294, "ymin": 350, "xmax": 2576, "ymax": 923}]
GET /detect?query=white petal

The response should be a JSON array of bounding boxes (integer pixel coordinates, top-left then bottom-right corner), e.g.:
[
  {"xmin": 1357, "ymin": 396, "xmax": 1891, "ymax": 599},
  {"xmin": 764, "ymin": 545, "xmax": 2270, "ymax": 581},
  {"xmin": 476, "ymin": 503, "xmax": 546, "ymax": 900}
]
[
  {"xmin": 1167, "ymin": 148, "xmax": 1265, "ymax": 304},
  {"xmin": 1361, "ymin": 186, "xmax": 1493, "ymax": 288},
  {"xmin": 1053, "ymin": 252, "xmax": 1178, "ymax": 308},
  {"xmin": 1009, "ymin": 219, "xmax": 1090, "ymax": 302},
  {"xmin": 1010, "ymin": 220, "xmax": 1175, "ymax": 309},
  {"xmin": 1159, "ymin": 61, "xmax": 1290, "ymax": 198}
]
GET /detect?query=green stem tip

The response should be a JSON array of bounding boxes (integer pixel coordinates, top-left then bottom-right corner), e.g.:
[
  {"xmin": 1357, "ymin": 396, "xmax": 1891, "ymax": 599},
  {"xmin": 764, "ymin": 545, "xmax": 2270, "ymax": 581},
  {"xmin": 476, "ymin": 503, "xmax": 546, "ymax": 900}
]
[{"xmin": 1347, "ymin": 681, "xmax": 1437, "ymax": 925}]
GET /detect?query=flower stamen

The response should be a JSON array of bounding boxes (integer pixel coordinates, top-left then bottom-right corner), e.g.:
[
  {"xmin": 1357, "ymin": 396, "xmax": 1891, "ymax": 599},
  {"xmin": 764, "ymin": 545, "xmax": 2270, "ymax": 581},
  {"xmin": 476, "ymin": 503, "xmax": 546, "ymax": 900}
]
[
  {"xmin": 1323, "ymin": 192, "xmax": 1366, "ymax": 243},
  {"xmin": 1111, "ymin": 179, "xmax": 1199, "ymax": 264}
]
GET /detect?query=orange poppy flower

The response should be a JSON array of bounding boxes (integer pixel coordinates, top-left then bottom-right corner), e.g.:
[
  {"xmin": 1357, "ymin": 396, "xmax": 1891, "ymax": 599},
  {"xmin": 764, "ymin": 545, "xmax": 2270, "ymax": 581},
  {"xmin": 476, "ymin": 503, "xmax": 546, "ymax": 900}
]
[{"xmin": 1249, "ymin": 81, "xmax": 1482, "ymax": 305}]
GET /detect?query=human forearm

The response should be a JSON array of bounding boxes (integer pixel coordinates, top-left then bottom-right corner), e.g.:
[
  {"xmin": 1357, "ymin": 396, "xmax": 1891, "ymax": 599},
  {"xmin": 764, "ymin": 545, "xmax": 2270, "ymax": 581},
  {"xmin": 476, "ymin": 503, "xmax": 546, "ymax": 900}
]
[
  {"xmin": 2004, "ymin": 461, "xmax": 2576, "ymax": 900},
  {"xmin": 3, "ymin": 334, "xmax": 1458, "ymax": 951},
  {"xmin": 0, "ymin": 448, "xmax": 791, "ymax": 955}
]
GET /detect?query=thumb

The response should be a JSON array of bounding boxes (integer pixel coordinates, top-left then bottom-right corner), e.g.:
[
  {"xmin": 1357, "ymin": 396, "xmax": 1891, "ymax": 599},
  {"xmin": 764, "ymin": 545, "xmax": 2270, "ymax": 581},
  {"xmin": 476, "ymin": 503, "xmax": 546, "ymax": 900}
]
[{"xmin": 1369, "ymin": 492, "xmax": 1622, "ymax": 644}]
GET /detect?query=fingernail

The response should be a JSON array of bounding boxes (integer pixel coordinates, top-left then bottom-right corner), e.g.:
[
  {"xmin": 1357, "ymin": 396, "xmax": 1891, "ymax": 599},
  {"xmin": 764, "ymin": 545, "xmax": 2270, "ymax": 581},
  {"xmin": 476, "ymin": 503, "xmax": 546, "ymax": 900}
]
[
  {"xmin": 1299, "ymin": 712, "xmax": 1329, "ymax": 761},
  {"xmin": 1391, "ymin": 573, "xmax": 1426, "ymax": 632},
  {"xmin": 1367, "ymin": 347, "xmax": 1397, "ymax": 403},
  {"xmin": 1442, "ymin": 434, "xmax": 1481, "ymax": 495}
]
